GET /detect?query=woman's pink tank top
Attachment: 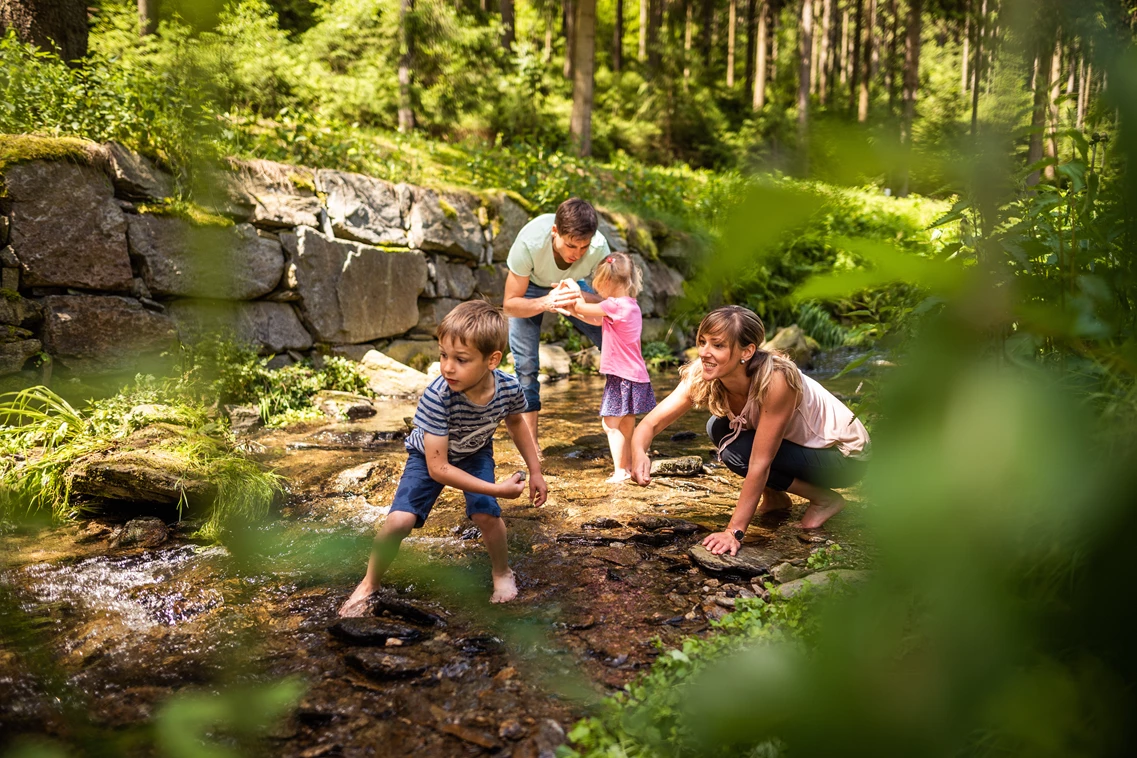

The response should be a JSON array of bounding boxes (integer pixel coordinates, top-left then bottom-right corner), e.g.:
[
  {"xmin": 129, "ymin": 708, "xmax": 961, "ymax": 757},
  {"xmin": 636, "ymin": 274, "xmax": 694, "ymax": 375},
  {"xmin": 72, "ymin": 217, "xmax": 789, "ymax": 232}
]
[{"xmin": 783, "ymin": 372, "xmax": 870, "ymax": 458}]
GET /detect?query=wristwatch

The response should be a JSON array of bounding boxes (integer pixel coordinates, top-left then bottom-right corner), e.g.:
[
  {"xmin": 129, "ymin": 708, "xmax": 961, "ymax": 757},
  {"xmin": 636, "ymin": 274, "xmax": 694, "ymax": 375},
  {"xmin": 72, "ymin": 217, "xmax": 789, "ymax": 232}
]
[{"xmin": 730, "ymin": 528, "xmax": 745, "ymax": 542}]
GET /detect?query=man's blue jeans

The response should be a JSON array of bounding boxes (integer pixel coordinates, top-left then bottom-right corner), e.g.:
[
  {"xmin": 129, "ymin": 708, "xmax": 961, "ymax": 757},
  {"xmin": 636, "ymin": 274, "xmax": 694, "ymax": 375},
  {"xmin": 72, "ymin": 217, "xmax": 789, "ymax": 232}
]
[{"xmin": 508, "ymin": 281, "xmax": 603, "ymax": 412}]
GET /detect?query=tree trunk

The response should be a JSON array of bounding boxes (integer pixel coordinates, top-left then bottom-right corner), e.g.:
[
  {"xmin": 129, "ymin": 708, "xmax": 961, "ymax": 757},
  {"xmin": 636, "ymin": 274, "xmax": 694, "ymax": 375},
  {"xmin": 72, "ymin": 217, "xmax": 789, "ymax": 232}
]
[
  {"xmin": 501, "ymin": 0, "xmax": 514, "ymax": 50},
  {"xmin": 898, "ymin": 0, "xmax": 921, "ymax": 196},
  {"xmin": 1077, "ymin": 57, "xmax": 1090, "ymax": 130},
  {"xmin": 799, "ymin": 0, "xmax": 814, "ymax": 171},
  {"xmin": 613, "ymin": 0, "xmax": 623, "ymax": 72},
  {"xmin": 564, "ymin": 0, "xmax": 576, "ymax": 79},
  {"xmin": 969, "ymin": 0, "xmax": 987, "ymax": 138},
  {"xmin": 961, "ymin": 0, "xmax": 970, "ymax": 96},
  {"xmin": 887, "ymin": 0, "xmax": 899, "ymax": 111},
  {"xmin": 1026, "ymin": 47, "xmax": 1048, "ymax": 185},
  {"xmin": 570, "ymin": 0, "xmax": 598, "ymax": 156},
  {"xmin": 857, "ymin": 0, "xmax": 875, "ymax": 121},
  {"xmin": 1044, "ymin": 36, "xmax": 1061, "ymax": 181},
  {"xmin": 684, "ymin": 1, "xmax": 693, "ymax": 82},
  {"xmin": 849, "ymin": 0, "xmax": 863, "ymax": 114},
  {"xmin": 819, "ymin": 0, "xmax": 833, "ymax": 104},
  {"xmin": 138, "ymin": 0, "xmax": 157, "ymax": 37},
  {"xmin": 753, "ymin": 0, "xmax": 768, "ymax": 110},
  {"xmin": 544, "ymin": 12, "xmax": 554, "ymax": 62},
  {"xmin": 0, "ymin": 0, "xmax": 88, "ymax": 61},
  {"xmin": 727, "ymin": 0, "xmax": 738, "ymax": 87},
  {"xmin": 639, "ymin": 0, "xmax": 648, "ymax": 61},
  {"xmin": 839, "ymin": 2, "xmax": 849, "ymax": 86},
  {"xmin": 397, "ymin": 0, "xmax": 415, "ymax": 132},
  {"xmin": 700, "ymin": 0, "xmax": 713, "ymax": 69},
  {"xmin": 648, "ymin": 0, "xmax": 663, "ymax": 74},
  {"xmin": 745, "ymin": 0, "xmax": 757, "ymax": 94}
]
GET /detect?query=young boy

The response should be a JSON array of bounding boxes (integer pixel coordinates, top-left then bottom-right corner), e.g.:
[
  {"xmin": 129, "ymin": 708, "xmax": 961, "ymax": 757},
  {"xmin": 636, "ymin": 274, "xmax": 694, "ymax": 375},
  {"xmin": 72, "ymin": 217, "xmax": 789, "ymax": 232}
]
[{"xmin": 338, "ymin": 300, "xmax": 548, "ymax": 617}]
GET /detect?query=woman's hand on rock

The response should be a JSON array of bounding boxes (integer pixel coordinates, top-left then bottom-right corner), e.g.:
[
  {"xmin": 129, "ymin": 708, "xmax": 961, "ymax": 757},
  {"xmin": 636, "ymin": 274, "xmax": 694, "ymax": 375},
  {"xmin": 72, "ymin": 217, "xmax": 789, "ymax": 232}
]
[
  {"xmin": 702, "ymin": 531, "xmax": 741, "ymax": 556},
  {"xmin": 630, "ymin": 453, "xmax": 652, "ymax": 486}
]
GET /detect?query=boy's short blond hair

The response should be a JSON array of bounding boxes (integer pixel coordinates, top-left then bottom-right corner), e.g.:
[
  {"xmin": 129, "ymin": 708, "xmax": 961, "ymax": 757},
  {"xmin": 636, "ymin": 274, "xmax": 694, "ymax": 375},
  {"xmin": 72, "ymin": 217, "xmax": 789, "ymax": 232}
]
[{"xmin": 437, "ymin": 300, "xmax": 508, "ymax": 357}]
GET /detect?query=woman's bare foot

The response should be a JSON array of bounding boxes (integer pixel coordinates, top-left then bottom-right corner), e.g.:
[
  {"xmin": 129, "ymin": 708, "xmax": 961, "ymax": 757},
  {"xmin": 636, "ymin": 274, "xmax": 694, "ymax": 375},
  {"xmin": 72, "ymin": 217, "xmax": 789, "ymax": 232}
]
[
  {"xmin": 758, "ymin": 488, "xmax": 792, "ymax": 514},
  {"xmin": 338, "ymin": 581, "xmax": 379, "ymax": 617},
  {"xmin": 801, "ymin": 492, "xmax": 846, "ymax": 529},
  {"xmin": 490, "ymin": 569, "xmax": 518, "ymax": 603},
  {"xmin": 606, "ymin": 470, "xmax": 631, "ymax": 484}
]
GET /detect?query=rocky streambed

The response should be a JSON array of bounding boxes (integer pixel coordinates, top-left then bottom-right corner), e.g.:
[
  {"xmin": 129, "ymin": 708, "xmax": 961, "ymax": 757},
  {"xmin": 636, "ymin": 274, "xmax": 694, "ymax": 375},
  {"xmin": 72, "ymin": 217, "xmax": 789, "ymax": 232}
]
[{"xmin": 0, "ymin": 375, "xmax": 869, "ymax": 757}]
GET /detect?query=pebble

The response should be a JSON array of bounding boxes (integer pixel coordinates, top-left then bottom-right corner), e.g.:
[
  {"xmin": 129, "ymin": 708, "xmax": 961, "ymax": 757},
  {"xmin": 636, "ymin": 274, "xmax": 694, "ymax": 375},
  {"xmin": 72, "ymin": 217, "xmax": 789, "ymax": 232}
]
[
  {"xmin": 343, "ymin": 651, "xmax": 428, "ymax": 680},
  {"xmin": 499, "ymin": 719, "xmax": 525, "ymax": 741}
]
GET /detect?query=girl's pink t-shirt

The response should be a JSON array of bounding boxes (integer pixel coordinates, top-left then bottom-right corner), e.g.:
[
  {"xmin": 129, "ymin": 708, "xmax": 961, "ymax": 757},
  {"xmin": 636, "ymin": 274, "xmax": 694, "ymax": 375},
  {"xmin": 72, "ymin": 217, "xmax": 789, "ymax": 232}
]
[{"xmin": 599, "ymin": 296, "xmax": 651, "ymax": 383}]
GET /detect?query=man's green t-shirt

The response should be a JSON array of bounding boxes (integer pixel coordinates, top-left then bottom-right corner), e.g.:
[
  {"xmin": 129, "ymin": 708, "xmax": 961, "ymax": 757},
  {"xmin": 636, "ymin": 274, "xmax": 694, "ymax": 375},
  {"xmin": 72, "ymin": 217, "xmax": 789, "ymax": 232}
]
[{"xmin": 506, "ymin": 214, "xmax": 611, "ymax": 288}]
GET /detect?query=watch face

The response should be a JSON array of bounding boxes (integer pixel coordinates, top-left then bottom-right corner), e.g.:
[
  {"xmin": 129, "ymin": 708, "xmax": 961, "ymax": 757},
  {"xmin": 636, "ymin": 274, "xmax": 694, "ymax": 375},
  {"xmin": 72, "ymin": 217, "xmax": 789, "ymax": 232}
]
[{"xmin": 731, "ymin": 529, "xmax": 745, "ymax": 541}]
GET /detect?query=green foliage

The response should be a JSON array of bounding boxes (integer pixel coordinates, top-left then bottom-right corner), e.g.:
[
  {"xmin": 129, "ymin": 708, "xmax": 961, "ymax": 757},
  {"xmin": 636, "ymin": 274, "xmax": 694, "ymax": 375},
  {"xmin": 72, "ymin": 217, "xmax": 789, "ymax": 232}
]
[
  {"xmin": 805, "ymin": 543, "xmax": 844, "ymax": 572},
  {"xmin": 642, "ymin": 341, "xmax": 678, "ymax": 371}
]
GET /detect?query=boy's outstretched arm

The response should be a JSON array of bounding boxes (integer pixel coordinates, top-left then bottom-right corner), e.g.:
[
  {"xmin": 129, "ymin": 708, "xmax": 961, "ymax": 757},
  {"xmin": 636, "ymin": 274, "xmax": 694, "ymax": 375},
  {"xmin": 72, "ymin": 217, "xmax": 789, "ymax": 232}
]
[
  {"xmin": 424, "ymin": 433, "xmax": 526, "ymax": 499},
  {"xmin": 505, "ymin": 414, "xmax": 548, "ymax": 506}
]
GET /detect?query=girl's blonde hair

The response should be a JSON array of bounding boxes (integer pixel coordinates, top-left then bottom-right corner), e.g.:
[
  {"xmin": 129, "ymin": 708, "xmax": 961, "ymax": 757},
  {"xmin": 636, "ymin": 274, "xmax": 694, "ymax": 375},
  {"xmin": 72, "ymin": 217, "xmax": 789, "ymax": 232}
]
[
  {"xmin": 679, "ymin": 305, "xmax": 802, "ymax": 420},
  {"xmin": 592, "ymin": 252, "xmax": 643, "ymax": 297}
]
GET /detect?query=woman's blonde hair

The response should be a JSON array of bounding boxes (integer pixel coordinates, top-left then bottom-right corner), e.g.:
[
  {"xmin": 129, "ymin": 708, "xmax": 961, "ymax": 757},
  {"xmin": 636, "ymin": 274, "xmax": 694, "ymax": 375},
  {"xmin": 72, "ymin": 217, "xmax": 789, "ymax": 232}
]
[
  {"xmin": 592, "ymin": 252, "xmax": 643, "ymax": 297},
  {"xmin": 679, "ymin": 305, "xmax": 801, "ymax": 420}
]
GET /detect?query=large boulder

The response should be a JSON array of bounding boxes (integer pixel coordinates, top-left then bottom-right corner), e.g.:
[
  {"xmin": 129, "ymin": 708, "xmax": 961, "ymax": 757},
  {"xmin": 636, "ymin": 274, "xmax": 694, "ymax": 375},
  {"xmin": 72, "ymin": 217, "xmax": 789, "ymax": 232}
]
[
  {"xmin": 282, "ymin": 226, "xmax": 427, "ymax": 344},
  {"xmin": 647, "ymin": 260, "xmax": 685, "ymax": 316},
  {"xmin": 166, "ymin": 299, "xmax": 313, "ymax": 354},
  {"xmin": 127, "ymin": 216, "xmax": 284, "ymax": 300},
  {"xmin": 0, "ymin": 337, "xmax": 41, "ymax": 376},
  {"xmin": 316, "ymin": 169, "xmax": 408, "ymax": 246},
  {"xmin": 473, "ymin": 263, "xmax": 509, "ymax": 305},
  {"xmin": 2, "ymin": 160, "xmax": 134, "ymax": 291},
  {"xmin": 66, "ymin": 447, "xmax": 216, "ymax": 507},
  {"xmin": 358, "ymin": 350, "xmax": 431, "ymax": 397},
  {"xmin": 596, "ymin": 210, "xmax": 628, "ymax": 253},
  {"xmin": 40, "ymin": 295, "xmax": 177, "ymax": 373},
  {"xmin": 539, "ymin": 344, "xmax": 572, "ymax": 376},
  {"xmin": 657, "ymin": 231, "xmax": 701, "ymax": 276},
  {"xmin": 407, "ymin": 188, "xmax": 486, "ymax": 261},
  {"xmin": 0, "ymin": 291, "xmax": 41, "ymax": 326},
  {"xmin": 414, "ymin": 298, "xmax": 462, "ymax": 338},
  {"xmin": 224, "ymin": 159, "xmax": 323, "ymax": 229},
  {"xmin": 426, "ymin": 255, "xmax": 477, "ymax": 300},
  {"xmin": 487, "ymin": 192, "xmax": 531, "ymax": 262},
  {"xmin": 631, "ymin": 253, "xmax": 656, "ymax": 317},
  {"xmin": 761, "ymin": 325, "xmax": 816, "ymax": 368},
  {"xmin": 101, "ymin": 142, "xmax": 172, "ymax": 201}
]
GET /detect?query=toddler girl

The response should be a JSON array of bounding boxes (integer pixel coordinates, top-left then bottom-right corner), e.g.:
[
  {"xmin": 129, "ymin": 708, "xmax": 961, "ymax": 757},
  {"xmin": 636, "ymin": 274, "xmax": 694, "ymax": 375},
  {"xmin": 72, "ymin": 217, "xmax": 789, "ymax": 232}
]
[{"xmin": 567, "ymin": 253, "xmax": 657, "ymax": 482}]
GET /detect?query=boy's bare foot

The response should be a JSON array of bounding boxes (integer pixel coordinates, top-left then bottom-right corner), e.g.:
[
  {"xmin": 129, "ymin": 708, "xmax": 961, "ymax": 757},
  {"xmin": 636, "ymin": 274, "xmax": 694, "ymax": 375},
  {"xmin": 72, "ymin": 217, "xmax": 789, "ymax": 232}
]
[
  {"xmin": 606, "ymin": 470, "xmax": 631, "ymax": 484},
  {"xmin": 801, "ymin": 492, "xmax": 846, "ymax": 529},
  {"xmin": 758, "ymin": 488, "xmax": 792, "ymax": 514},
  {"xmin": 338, "ymin": 582, "xmax": 379, "ymax": 617},
  {"xmin": 490, "ymin": 569, "xmax": 518, "ymax": 603}
]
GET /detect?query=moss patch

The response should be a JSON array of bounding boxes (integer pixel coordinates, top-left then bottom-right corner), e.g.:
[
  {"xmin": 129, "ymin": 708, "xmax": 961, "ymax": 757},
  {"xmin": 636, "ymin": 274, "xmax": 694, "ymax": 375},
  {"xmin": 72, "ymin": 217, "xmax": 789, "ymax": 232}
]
[
  {"xmin": 0, "ymin": 134, "xmax": 96, "ymax": 174},
  {"xmin": 137, "ymin": 199, "xmax": 234, "ymax": 228},
  {"xmin": 438, "ymin": 197, "xmax": 459, "ymax": 220},
  {"xmin": 288, "ymin": 172, "xmax": 316, "ymax": 193},
  {"xmin": 1, "ymin": 288, "xmax": 21, "ymax": 302}
]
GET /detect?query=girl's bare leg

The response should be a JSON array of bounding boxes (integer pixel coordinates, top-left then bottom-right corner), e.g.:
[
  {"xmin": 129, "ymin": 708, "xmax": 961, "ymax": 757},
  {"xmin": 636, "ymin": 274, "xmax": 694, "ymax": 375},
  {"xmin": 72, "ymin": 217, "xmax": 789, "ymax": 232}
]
[
  {"xmin": 786, "ymin": 478, "xmax": 846, "ymax": 529},
  {"xmin": 602, "ymin": 415, "xmax": 634, "ymax": 482},
  {"xmin": 339, "ymin": 511, "xmax": 418, "ymax": 616}
]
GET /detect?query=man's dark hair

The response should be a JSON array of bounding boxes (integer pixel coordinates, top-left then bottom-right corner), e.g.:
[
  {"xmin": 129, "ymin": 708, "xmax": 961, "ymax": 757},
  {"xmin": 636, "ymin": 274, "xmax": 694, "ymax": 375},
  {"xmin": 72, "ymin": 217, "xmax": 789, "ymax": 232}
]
[{"xmin": 554, "ymin": 198, "xmax": 599, "ymax": 240}]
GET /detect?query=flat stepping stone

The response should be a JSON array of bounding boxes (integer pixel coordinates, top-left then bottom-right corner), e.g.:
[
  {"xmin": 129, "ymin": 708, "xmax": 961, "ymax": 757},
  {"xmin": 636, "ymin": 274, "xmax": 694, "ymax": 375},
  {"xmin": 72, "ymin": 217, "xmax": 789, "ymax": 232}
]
[
  {"xmin": 625, "ymin": 532, "xmax": 673, "ymax": 547},
  {"xmin": 556, "ymin": 530, "xmax": 635, "ymax": 546},
  {"xmin": 650, "ymin": 456, "xmax": 704, "ymax": 477},
  {"xmin": 582, "ymin": 517, "xmax": 624, "ymax": 530},
  {"xmin": 344, "ymin": 650, "xmax": 428, "ymax": 680},
  {"xmin": 688, "ymin": 545, "xmax": 780, "ymax": 577},
  {"xmin": 590, "ymin": 546, "xmax": 642, "ymax": 567},
  {"xmin": 328, "ymin": 618, "xmax": 424, "ymax": 646},
  {"xmin": 628, "ymin": 516, "xmax": 703, "ymax": 534},
  {"xmin": 775, "ymin": 570, "xmax": 871, "ymax": 599},
  {"xmin": 371, "ymin": 597, "xmax": 447, "ymax": 627}
]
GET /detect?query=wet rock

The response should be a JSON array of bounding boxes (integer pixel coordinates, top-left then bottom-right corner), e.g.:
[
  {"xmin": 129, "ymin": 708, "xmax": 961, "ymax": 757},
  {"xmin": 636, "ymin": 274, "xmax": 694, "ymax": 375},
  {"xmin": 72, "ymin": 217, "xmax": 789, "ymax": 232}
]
[
  {"xmin": 110, "ymin": 517, "xmax": 168, "ymax": 548},
  {"xmin": 300, "ymin": 429, "xmax": 406, "ymax": 451},
  {"xmin": 372, "ymin": 597, "xmax": 447, "ymax": 627},
  {"xmin": 499, "ymin": 719, "xmax": 525, "ymax": 741},
  {"xmin": 649, "ymin": 456, "xmax": 704, "ymax": 477},
  {"xmin": 590, "ymin": 546, "xmax": 641, "ymax": 567},
  {"xmin": 438, "ymin": 722, "xmax": 501, "ymax": 750},
  {"xmin": 688, "ymin": 545, "xmax": 779, "ymax": 578},
  {"xmin": 328, "ymin": 618, "xmax": 423, "ymax": 646},
  {"xmin": 333, "ymin": 461, "xmax": 378, "ymax": 491},
  {"xmin": 582, "ymin": 517, "xmax": 624, "ymax": 530},
  {"xmin": 66, "ymin": 446, "xmax": 215, "ymax": 507},
  {"xmin": 358, "ymin": 350, "xmax": 432, "ymax": 398},
  {"xmin": 539, "ymin": 344, "xmax": 572, "ymax": 376},
  {"xmin": 454, "ymin": 635, "xmax": 503, "ymax": 655},
  {"xmin": 343, "ymin": 650, "xmax": 427, "ymax": 680},
  {"xmin": 700, "ymin": 600, "xmax": 731, "ymax": 622},
  {"xmin": 771, "ymin": 562, "xmax": 808, "ymax": 584},
  {"xmin": 628, "ymin": 516, "xmax": 703, "ymax": 534},
  {"xmin": 762, "ymin": 325, "xmax": 816, "ymax": 368},
  {"xmin": 40, "ymin": 295, "xmax": 177, "ymax": 373},
  {"xmin": 625, "ymin": 532, "xmax": 673, "ymax": 547},
  {"xmin": 555, "ymin": 532, "xmax": 614, "ymax": 547},
  {"xmin": 669, "ymin": 430, "xmax": 698, "ymax": 442},
  {"xmin": 0, "ymin": 338, "xmax": 41, "ymax": 376},
  {"xmin": 224, "ymin": 405, "xmax": 263, "ymax": 434},
  {"xmin": 314, "ymin": 390, "xmax": 376, "ymax": 421},
  {"xmin": 4, "ymin": 159, "xmax": 135, "ymax": 291},
  {"xmin": 775, "ymin": 570, "xmax": 871, "ymax": 599}
]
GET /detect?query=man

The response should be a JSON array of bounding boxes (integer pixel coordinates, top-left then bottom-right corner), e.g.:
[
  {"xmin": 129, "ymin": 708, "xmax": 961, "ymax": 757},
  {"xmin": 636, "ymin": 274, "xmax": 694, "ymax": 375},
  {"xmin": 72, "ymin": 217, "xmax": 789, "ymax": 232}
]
[{"xmin": 503, "ymin": 198, "xmax": 611, "ymax": 450}]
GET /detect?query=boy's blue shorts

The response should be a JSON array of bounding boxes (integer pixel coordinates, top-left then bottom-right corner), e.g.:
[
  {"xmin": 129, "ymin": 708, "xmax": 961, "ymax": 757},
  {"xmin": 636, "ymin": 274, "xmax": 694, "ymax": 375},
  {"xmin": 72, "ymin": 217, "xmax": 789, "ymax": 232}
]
[{"xmin": 388, "ymin": 445, "xmax": 501, "ymax": 528}]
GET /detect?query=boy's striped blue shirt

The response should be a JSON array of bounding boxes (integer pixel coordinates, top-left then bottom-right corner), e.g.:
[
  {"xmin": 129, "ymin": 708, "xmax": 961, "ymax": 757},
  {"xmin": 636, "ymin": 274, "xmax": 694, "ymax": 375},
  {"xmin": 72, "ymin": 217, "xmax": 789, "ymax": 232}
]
[{"xmin": 405, "ymin": 370, "xmax": 528, "ymax": 459}]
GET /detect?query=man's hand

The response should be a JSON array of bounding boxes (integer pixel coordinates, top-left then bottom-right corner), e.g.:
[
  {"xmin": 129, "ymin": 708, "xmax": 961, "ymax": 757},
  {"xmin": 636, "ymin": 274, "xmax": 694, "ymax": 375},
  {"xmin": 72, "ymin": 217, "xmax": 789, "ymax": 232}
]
[
  {"xmin": 497, "ymin": 472, "xmax": 527, "ymax": 499},
  {"xmin": 702, "ymin": 531, "xmax": 742, "ymax": 556},
  {"xmin": 529, "ymin": 472, "xmax": 548, "ymax": 506}
]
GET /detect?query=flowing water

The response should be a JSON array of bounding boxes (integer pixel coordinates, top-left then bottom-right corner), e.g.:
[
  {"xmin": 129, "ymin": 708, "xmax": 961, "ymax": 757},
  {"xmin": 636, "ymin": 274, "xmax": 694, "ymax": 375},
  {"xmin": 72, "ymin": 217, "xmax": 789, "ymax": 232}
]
[{"xmin": 0, "ymin": 371, "xmax": 871, "ymax": 756}]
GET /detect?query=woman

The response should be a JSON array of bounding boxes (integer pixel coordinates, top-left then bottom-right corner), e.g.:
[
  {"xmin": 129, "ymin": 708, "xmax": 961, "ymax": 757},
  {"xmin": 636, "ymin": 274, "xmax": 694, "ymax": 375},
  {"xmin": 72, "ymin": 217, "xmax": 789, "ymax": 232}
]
[{"xmin": 630, "ymin": 306, "xmax": 869, "ymax": 555}]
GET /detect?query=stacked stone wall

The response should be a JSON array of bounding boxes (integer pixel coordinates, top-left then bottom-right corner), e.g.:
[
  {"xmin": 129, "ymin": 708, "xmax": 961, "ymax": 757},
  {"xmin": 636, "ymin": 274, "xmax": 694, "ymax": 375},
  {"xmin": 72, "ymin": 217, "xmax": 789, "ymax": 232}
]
[{"xmin": 0, "ymin": 141, "xmax": 692, "ymax": 378}]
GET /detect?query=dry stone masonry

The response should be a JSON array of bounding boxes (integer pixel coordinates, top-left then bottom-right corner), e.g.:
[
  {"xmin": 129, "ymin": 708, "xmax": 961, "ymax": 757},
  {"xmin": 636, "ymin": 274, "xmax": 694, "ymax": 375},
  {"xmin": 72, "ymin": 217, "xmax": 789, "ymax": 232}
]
[{"xmin": 0, "ymin": 141, "xmax": 691, "ymax": 379}]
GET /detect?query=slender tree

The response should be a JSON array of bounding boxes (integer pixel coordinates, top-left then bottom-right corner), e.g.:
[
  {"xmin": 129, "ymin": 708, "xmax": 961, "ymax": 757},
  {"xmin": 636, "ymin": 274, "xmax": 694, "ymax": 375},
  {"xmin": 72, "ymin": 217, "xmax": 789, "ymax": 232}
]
[
  {"xmin": 754, "ymin": 0, "xmax": 768, "ymax": 109},
  {"xmin": 570, "ymin": 0, "xmax": 598, "ymax": 155},
  {"xmin": 728, "ymin": 0, "xmax": 738, "ymax": 87},
  {"xmin": 397, "ymin": 0, "xmax": 415, "ymax": 132},
  {"xmin": 138, "ymin": 0, "xmax": 157, "ymax": 37},
  {"xmin": 857, "ymin": 0, "xmax": 876, "ymax": 121},
  {"xmin": 501, "ymin": 0, "xmax": 515, "ymax": 50},
  {"xmin": 1044, "ymin": 34, "xmax": 1061, "ymax": 180},
  {"xmin": 799, "ymin": 0, "xmax": 815, "ymax": 171},
  {"xmin": 0, "ymin": 0, "xmax": 88, "ymax": 61},
  {"xmin": 898, "ymin": 0, "xmax": 921, "ymax": 196},
  {"xmin": 839, "ymin": 1, "xmax": 850, "ymax": 85},
  {"xmin": 613, "ymin": 0, "xmax": 624, "ymax": 72},
  {"xmin": 1077, "ymin": 56, "xmax": 1091, "ymax": 130},
  {"xmin": 639, "ymin": 0, "xmax": 648, "ymax": 61},
  {"xmin": 648, "ymin": 0, "xmax": 663, "ymax": 73},
  {"xmin": 684, "ymin": 0, "xmax": 694, "ymax": 81},
  {"xmin": 700, "ymin": 0, "xmax": 714, "ymax": 69},
  {"xmin": 819, "ymin": 0, "xmax": 834, "ymax": 104},
  {"xmin": 745, "ymin": 0, "xmax": 757, "ymax": 93},
  {"xmin": 969, "ymin": 0, "xmax": 987, "ymax": 138},
  {"xmin": 961, "ymin": 0, "xmax": 971, "ymax": 96},
  {"xmin": 849, "ymin": 0, "xmax": 864, "ymax": 114},
  {"xmin": 887, "ymin": 0, "xmax": 899, "ymax": 110}
]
